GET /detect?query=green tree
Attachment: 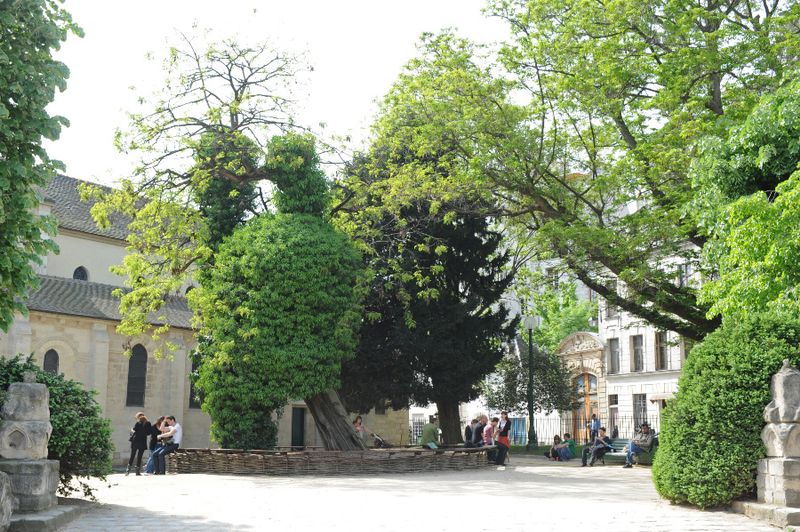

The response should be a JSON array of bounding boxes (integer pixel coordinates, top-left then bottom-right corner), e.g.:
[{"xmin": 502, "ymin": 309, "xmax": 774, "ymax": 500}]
[
  {"xmin": 653, "ymin": 312, "xmax": 800, "ymax": 508},
  {"xmin": 0, "ymin": 0, "xmax": 81, "ymax": 329},
  {"xmin": 193, "ymin": 133, "xmax": 367, "ymax": 450},
  {"xmin": 336, "ymin": 144, "xmax": 518, "ymax": 443},
  {"xmin": 483, "ymin": 280, "xmax": 595, "ymax": 414},
  {"xmin": 694, "ymin": 80, "xmax": 800, "ymax": 319},
  {"xmin": 81, "ymin": 36, "xmax": 307, "ymax": 355},
  {"xmin": 0, "ymin": 355, "xmax": 112, "ymax": 498},
  {"xmin": 366, "ymin": 0, "xmax": 798, "ymax": 340}
]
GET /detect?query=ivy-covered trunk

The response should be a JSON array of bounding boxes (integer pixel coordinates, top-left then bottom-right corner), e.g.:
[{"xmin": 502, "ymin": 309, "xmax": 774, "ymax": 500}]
[
  {"xmin": 305, "ymin": 389, "xmax": 366, "ymax": 451},
  {"xmin": 436, "ymin": 398, "xmax": 462, "ymax": 445}
]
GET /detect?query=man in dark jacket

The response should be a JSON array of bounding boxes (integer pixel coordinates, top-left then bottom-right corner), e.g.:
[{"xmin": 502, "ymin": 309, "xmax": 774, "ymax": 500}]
[
  {"xmin": 623, "ymin": 422, "xmax": 655, "ymax": 468},
  {"xmin": 581, "ymin": 427, "xmax": 611, "ymax": 466},
  {"xmin": 472, "ymin": 415, "xmax": 488, "ymax": 447},
  {"xmin": 464, "ymin": 419, "xmax": 477, "ymax": 447}
]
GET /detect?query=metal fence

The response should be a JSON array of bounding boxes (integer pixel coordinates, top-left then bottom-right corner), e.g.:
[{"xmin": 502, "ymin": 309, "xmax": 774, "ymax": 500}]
[{"xmin": 524, "ymin": 413, "xmax": 661, "ymax": 445}]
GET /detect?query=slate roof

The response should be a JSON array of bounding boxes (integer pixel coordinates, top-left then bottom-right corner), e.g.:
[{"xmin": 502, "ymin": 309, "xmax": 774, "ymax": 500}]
[
  {"xmin": 44, "ymin": 174, "xmax": 130, "ymax": 241},
  {"xmin": 26, "ymin": 276, "xmax": 193, "ymax": 330}
]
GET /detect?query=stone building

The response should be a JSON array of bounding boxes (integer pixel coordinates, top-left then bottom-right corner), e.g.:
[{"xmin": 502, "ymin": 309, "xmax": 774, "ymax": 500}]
[{"xmin": 0, "ymin": 175, "xmax": 406, "ymax": 463}]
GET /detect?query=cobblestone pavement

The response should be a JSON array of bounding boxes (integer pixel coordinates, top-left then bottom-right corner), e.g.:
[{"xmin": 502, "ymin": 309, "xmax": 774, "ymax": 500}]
[{"xmin": 62, "ymin": 457, "xmax": 774, "ymax": 531}]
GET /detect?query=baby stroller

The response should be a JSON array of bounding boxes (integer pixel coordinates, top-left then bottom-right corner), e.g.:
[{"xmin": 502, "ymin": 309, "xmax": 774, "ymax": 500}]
[{"xmin": 372, "ymin": 433, "xmax": 392, "ymax": 448}]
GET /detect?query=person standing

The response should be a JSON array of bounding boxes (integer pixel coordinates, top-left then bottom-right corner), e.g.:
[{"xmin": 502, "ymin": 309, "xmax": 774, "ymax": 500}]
[
  {"xmin": 126, "ymin": 412, "xmax": 150, "ymax": 476},
  {"xmin": 495, "ymin": 411, "xmax": 511, "ymax": 465},
  {"xmin": 589, "ymin": 413, "xmax": 601, "ymax": 441},
  {"xmin": 153, "ymin": 415, "xmax": 182, "ymax": 475}
]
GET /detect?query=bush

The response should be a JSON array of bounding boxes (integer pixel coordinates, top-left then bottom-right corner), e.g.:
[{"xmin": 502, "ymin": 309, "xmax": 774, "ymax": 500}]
[
  {"xmin": 653, "ymin": 312, "xmax": 800, "ymax": 508},
  {"xmin": 0, "ymin": 355, "xmax": 113, "ymax": 497}
]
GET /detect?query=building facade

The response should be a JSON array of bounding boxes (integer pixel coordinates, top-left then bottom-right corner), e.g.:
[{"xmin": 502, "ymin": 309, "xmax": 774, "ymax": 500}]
[{"xmin": 0, "ymin": 175, "xmax": 406, "ymax": 463}]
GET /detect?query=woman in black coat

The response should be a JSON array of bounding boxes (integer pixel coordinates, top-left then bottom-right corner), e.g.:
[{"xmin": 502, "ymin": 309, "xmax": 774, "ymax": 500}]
[{"xmin": 127, "ymin": 412, "xmax": 151, "ymax": 476}]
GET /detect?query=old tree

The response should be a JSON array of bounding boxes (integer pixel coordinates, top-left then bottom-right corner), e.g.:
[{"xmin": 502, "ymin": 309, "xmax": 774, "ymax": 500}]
[
  {"xmin": 85, "ymin": 37, "xmax": 366, "ymax": 450},
  {"xmin": 364, "ymin": 0, "xmax": 798, "ymax": 342}
]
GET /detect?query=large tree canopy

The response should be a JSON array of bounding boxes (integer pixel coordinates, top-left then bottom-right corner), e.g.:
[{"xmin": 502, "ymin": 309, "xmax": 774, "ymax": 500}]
[
  {"xmin": 0, "ymin": 0, "xmax": 80, "ymax": 329},
  {"xmin": 359, "ymin": 0, "xmax": 798, "ymax": 340}
]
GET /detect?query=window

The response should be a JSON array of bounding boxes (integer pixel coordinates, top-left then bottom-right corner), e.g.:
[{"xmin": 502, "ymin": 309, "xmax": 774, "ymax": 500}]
[
  {"xmin": 411, "ymin": 414, "xmax": 425, "ymax": 444},
  {"xmin": 374, "ymin": 401, "xmax": 387, "ymax": 416},
  {"xmin": 126, "ymin": 344, "xmax": 148, "ymax": 407},
  {"xmin": 633, "ymin": 393, "xmax": 648, "ymax": 428},
  {"xmin": 655, "ymin": 331, "xmax": 668, "ymax": 371},
  {"xmin": 43, "ymin": 349, "xmax": 59, "ymax": 374},
  {"xmin": 631, "ymin": 335, "xmax": 644, "ymax": 372},
  {"xmin": 608, "ymin": 394, "xmax": 619, "ymax": 438},
  {"xmin": 608, "ymin": 338, "xmax": 620, "ymax": 374},
  {"xmin": 72, "ymin": 266, "xmax": 88, "ymax": 281},
  {"xmin": 188, "ymin": 359, "xmax": 201, "ymax": 409},
  {"xmin": 676, "ymin": 263, "xmax": 692, "ymax": 288},
  {"xmin": 185, "ymin": 286, "xmax": 194, "ymax": 296}
]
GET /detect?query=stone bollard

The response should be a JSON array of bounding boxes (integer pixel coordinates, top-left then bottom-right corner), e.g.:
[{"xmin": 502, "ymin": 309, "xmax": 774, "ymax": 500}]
[{"xmin": 0, "ymin": 371, "xmax": 59, "ymax": 515}]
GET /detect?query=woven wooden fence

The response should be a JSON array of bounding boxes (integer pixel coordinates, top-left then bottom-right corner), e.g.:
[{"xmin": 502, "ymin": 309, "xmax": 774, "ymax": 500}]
[{"xmin": 167, "ymin": 446, "xmax": 496, "ymax": 476}]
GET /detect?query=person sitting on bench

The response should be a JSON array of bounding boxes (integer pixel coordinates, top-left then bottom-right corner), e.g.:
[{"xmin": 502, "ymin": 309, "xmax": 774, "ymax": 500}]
[
  {"xmin": 622, "ymin": 422, "xmax": 654, "ymax": 468},
  {"xmin": 581, "ymin": 427, "xmax": 611, "ymax": 466}
]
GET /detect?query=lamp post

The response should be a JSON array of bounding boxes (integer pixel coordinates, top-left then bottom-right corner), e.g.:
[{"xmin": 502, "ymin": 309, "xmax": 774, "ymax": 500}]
[{"xmin": 523, "ymin": 315, "xmax": 540, "ymax": 451}]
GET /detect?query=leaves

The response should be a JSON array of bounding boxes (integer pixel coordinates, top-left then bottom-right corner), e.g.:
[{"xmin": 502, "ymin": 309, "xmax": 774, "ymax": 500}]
[{"xmin": 0, "ymin": 0, "xmax": 80, "ymax": 331}]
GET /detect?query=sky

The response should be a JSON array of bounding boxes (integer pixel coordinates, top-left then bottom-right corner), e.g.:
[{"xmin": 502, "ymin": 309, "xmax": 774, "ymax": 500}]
[{"xmin": 47, "ymin": 0, "xmax": 508, "ymax": 186}]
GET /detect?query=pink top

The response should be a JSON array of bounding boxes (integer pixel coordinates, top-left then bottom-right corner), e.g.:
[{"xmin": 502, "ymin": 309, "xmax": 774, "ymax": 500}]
[{"xmin": 483, "ymin": 424, "xmax": 494, "ymax": 445}]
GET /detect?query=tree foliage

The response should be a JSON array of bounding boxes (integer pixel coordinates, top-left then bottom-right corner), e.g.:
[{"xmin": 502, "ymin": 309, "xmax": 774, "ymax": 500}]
[
  {"xmin": 0, "ymin": 355, "xmax": 112, "ymax": 498},
  {"xmin": 483, "ymin": 281, "xmax": 592, "ymax": 414},
  {"xmin": 192, "ymin": 134, "xmax": 365, "ymax": 449},
  {"xmin": 82, "ymin": 36, "xmax": 307, "ymax": 354},
  {"xmin": 653, "ymin": 312, "xmax": 800, "ymax": 508},
  {"xmin": 694, "ymin": 81, "xmax": 800, "ymax": 319},
  {"xmin": 0, "ymin": 0, "xmax": 80, "ymax": 329},
  {"xmin": 361, "ymin": 0, "xmax": 798, "ymax": 340}
]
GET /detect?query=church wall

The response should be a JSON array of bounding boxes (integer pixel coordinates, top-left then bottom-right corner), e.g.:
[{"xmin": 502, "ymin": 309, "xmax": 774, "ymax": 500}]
[{"xmin": 45, "ymin": 231, "xmax": 127, "ymax": 285}]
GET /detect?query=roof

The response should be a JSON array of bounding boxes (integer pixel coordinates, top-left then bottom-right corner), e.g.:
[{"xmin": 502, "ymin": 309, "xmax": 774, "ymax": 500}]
[
  {"xmin": 26, "ymin": 276, "xmax": 193, "ymax": 330},
  {"xmin": 44, "ymin": 174, "xmax": 130, "ymax": 241}
]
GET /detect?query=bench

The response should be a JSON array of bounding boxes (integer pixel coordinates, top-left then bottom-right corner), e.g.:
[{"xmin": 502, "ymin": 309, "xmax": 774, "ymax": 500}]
[{"xmin": 592, "ymin": 437, "xmax": 659, "ymax": 465}]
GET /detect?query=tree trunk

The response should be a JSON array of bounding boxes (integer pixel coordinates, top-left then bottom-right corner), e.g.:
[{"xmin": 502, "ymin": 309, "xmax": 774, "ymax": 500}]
[
  {"xmin": 305, "ymin": 389, "xmax": 366, "ymax": 451},
  {"xmin": 436, "ymin": 399, "xmax": 462, "ymax": 445}
]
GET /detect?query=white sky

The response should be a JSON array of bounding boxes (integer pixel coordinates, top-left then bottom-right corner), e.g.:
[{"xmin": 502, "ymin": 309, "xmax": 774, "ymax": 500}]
[{"xmin": 47, "ymin": 0, "xmax": 507, "ymax": 186}]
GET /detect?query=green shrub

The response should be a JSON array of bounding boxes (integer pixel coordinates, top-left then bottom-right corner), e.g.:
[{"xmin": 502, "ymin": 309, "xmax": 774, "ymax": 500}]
[
  {"xmin": 0, "ymin": 355, "xmax": 113, "ymax": 497},
  {"xmin": 653, "ymin": 312, "xmax": 800, "ymax": 508}
]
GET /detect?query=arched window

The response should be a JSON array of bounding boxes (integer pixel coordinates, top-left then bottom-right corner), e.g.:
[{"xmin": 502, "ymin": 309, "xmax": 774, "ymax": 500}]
[
  {"xmin": 72, "ymin": 266, "xmax": 88, "ymax": 281},
  {"xmin": 184, "ymin": 286, "xmax": 194, "ymax": 296},
  {"xmin": 188, "ymin": 358, "xmax": 201, "ymax": 409},
  {"xmin": 43, "ymin": 349, "xmax": 59, "ymax": 374},
  {"xmin": 126, "ymin": 344, "xmax": 148, "ymax": 407}
]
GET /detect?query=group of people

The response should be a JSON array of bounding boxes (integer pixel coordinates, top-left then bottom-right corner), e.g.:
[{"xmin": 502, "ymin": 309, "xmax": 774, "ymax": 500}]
[
  {"xmin": 543, "ymin": 420, "xmax": 655, "ymax": 468},
  {"xmin": 127, "ymin": 412, "xmax": 183, "ymax": 476},
  {"xmin": 463, "ymin": 411, "xmax": 511, "ymax": 466}
]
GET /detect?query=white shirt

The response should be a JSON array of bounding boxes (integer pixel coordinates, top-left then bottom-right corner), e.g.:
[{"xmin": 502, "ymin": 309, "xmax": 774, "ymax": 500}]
[{"xmin": 171, "ymin": 422, "xmax": 183, "ymax": 445}]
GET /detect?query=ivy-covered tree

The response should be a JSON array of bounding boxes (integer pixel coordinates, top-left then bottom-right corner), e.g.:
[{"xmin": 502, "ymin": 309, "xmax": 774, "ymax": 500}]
[
  {"xmin": 193, "ymin": 133, "xmax": 367, "ymax": 450},
  {"xmin": 0, "ymin": 1, "xmax": 81, "ymax": 329}
]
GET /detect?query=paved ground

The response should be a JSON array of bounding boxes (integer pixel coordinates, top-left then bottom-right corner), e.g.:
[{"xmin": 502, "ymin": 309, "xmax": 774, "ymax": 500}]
[{"xmin": 62, "ymin": 456, "xmax": 773, "ymax": 531}]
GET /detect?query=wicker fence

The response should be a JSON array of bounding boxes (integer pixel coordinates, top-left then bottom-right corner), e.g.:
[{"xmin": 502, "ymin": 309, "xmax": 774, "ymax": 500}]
[{"xmin": 167, "ymin": 446, "xmax": 496, "ymax": 476}]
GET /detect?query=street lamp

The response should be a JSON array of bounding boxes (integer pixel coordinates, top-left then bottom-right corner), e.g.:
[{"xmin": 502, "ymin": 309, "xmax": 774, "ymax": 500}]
[{"xmin": 523, "ymin": 315, "xmax": 541, "ymax": 451}]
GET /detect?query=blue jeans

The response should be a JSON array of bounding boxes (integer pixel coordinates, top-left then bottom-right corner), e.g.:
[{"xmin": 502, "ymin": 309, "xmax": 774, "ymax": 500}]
[
  {"xmin": 152, "ymin": 443, "xmax": 179, "ymax": 474},
  {"xmin": 557, "ymin": 447, "xmax": 572, "ymax": 461},
  {"xmin": 626, "ymin": 442, "xmax": 644, "ymax": 465},
  {"xmin": 144, "ymin": 449, "xmax": 157, "ymax": 473}
]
